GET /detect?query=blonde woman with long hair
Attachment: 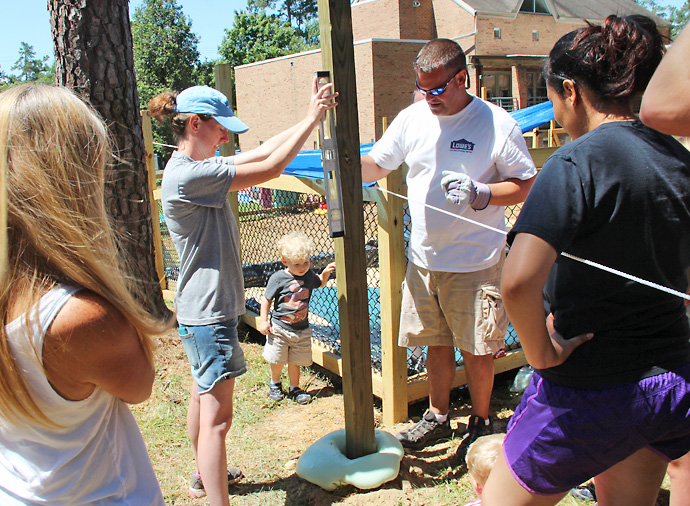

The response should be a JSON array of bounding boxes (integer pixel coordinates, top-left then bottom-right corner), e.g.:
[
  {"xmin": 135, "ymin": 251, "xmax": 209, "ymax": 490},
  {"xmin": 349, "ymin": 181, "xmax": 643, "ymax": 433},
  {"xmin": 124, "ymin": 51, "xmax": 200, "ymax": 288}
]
[{"xmin": 0, "ymin": 83, "xmax": 174, "ymax": 505}]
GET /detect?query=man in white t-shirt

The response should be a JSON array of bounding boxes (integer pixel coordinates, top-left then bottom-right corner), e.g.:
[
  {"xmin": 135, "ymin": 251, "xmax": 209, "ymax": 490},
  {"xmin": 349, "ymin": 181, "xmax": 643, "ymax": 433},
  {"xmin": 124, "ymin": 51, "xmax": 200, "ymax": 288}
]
[{"xmin": 362, "ymin": 38, "xmax": 537, "ymax": 460}]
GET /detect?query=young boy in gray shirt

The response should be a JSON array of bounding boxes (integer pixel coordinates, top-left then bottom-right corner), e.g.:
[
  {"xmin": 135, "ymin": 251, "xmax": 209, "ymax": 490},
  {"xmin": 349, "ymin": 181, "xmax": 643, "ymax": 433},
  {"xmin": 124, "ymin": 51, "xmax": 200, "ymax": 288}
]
[{"xmin": 259, "ymin": 231, "xmax": 335, "ymax": 404}]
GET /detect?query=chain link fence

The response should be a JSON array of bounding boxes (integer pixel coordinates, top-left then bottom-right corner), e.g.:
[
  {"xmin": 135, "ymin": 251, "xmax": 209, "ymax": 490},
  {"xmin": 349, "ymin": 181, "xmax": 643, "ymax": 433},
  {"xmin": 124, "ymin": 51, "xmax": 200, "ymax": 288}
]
[{"xmin": 158, "ymin": 186, "xmax": 523, "ymax": 376}]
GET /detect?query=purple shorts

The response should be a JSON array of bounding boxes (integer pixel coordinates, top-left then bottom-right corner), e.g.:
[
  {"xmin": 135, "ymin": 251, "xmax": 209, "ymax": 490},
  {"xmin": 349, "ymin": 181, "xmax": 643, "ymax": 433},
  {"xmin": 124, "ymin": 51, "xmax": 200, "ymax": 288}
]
[{"xmin": 504, "ymin": 363, "xmax": 690, "ymax": 495}]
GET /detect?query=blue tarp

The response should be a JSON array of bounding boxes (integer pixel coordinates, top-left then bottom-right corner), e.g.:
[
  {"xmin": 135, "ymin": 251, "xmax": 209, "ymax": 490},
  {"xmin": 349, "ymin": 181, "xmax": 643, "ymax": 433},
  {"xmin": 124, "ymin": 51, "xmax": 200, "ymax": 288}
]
[
  {"xmin": 277, "ymin": 101, "xmax": 554, "ymax": 181},
  {"xmin": 281, "ymin": 143, "xmax": 376, "ymax": 184},
  {"xmin": 511, "ymin": 100, "xmax": 554, "ymax": 133}
]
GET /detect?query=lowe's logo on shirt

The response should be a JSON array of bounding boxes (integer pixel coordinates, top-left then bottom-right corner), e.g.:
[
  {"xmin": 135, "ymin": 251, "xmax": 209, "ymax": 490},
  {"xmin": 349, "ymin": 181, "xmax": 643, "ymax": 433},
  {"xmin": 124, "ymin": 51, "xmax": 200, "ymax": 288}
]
[{"xmin": 450, "ymin": 138, "xmax": 475, "ymax": 152}]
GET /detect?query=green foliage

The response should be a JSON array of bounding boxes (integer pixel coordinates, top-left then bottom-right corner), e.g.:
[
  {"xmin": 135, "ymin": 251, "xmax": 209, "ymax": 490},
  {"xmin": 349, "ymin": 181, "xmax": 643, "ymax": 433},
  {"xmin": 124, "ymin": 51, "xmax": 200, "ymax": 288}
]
[
  {"xmin": 247, "ymin": 0, "xmax": 319, "ymax": 46},
  {"xmin": 132, "ymin": 0, "xmax": 201, "ymax": 102},
  {"xmin": 670, "ymin": 0, "xmax": 690, "ymax": 37},
  {"xmin": 1, "ymin": 42, "xmax": 54, "ymax": 90},
  {"xmin": 132, "ymin": 0, "xmax": 210, "ymax": 160},
  {"xmin": 219, "ymin": 10, "xmax": 305, "ymax": 66},
  {"xmin": 282, "ymin": 0, "xmax": 319, "ymax": 41},
  {"xmin": 0, "ymin": 67, "xmax": 16, "ymax": 92},
  {"xmin": 635, "ymin": 0, "xmax": 689, "ymax": 38},
  {"xmin": 218, "ymin": 10, "xmax": 309, "ymax": 107},
  {"xmin": 302, "ymin": 18, "xmax": 321, "ymax": 48},
  {"xmin": 132, "ymin": 0, "xmax": 199, "ymax": 102}
]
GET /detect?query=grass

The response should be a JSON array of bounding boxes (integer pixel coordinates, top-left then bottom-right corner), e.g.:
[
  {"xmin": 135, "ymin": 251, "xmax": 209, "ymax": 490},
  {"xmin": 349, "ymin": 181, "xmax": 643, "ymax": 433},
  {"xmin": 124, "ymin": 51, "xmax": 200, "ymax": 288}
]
[{"xmin": 131, "ymin": 327, "xmax": 670, "ymax": 505}]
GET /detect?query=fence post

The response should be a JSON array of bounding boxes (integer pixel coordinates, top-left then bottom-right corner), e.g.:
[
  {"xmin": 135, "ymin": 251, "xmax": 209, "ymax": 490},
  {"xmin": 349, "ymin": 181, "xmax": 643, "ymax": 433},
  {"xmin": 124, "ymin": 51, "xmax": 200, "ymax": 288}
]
[
  {"xmin": 141, "ymin": 110, "xmax": 166, "ymax": 291},
  {"xmin": 378, "ymin": 166, "xmax": 408, "ymax": 424},
  {"xmin": 215, "ymin": 64, "xmax": 241, "ymax": 234}
]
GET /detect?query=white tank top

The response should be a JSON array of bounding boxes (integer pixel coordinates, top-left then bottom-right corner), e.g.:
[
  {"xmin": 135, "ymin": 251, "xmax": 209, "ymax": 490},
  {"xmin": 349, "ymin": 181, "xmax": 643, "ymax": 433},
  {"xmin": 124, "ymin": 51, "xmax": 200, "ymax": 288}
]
[{"xmin": 0, "ymin": 284, "xmax": 164, "ymax": 505}]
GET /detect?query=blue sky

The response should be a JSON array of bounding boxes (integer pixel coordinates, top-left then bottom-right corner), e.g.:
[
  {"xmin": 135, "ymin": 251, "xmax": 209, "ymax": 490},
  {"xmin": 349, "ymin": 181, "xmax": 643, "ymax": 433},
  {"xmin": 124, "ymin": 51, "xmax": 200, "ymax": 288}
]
[
  {"xmin": 1, "ymin": 0, "xmax": 687, "ymax": 75},
  {"xmin": 0, "ymin": 0, "xmax": 247, "ymax": 73}
]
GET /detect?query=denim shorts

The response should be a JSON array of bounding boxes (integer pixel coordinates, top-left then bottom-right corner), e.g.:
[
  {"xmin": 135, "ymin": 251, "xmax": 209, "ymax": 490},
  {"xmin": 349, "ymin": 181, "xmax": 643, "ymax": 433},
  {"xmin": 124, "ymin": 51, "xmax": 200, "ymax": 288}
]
[
  {"xmin": 504, "ymin": 363, "xmax": 690, "ymax": 495},
  {"xmin": 178, "ymin": 318, "xmax": 247, "ymax": 394}
]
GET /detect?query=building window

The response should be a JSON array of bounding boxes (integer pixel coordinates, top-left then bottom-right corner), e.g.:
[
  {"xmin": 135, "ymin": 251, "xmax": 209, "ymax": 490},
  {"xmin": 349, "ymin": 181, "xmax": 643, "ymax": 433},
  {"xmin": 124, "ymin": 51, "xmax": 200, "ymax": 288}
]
[
  {"xmin": 494, "ymin": 28, "xmax": 501, "ymax": 39},
  {"xmin": 526, "ymin": 71, "xmax": 548, "ymax": 107},
  {"xmin": 532, "ymin": 30, "xmax": 539, "ymax": 41},
  {"xmin": 482, "ymin": 72, "xmax": 515, "ymax": 110},
  {"xmin": 520, "ymin": 0, "xmax": 550, "ymax": 14}
]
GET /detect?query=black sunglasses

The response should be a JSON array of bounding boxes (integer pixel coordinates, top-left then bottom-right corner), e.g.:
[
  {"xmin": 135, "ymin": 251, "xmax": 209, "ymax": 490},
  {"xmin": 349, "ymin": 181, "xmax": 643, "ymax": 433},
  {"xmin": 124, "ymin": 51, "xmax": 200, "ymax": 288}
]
[{"xmin": 415, "ymin": 67, "xmax": 464, "ymax": 96}]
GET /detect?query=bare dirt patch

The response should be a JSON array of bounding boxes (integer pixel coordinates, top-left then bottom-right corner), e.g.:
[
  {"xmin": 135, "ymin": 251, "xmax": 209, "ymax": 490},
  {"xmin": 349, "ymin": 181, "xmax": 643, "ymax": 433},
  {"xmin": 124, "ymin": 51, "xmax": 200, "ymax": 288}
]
[{"xmin": 142, "ymin": 326, "xmax": 671, "ymax": 506}]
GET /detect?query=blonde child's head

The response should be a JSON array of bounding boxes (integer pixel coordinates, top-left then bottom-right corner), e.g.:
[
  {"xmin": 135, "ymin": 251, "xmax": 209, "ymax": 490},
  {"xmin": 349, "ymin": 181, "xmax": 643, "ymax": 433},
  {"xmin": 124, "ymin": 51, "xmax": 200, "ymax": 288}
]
[
  {"xmin": 277, "ymin": 231, "xmax": 313, "ymax": 263},
  {"xmin": 465, "ymin": 433, "xmax": 505, "ymax": 496}
]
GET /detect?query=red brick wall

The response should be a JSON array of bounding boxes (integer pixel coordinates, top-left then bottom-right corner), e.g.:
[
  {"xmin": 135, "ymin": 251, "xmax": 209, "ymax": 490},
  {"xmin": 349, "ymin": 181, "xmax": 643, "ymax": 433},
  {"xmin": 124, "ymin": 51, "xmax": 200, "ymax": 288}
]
[
  {"xmin": 476, "ymin": 13, "xmax": 582, "ymax": 56},
  {"xmin": 371, "ymin": 41, "xmax": 426, "ymax": 139},
  {"xmin": 398, "ymin": 0, "xmax": 436, "ymax": 40},
  {"xmin": 351, "ymin": 0, "xmax": 402, "ymax": 41},
  {"xmin": 235, "ymin": 50, "xmax": 323, "ymax": 151},
  {"xmin": 236, "ymin": 2, "xmax": 670, "ymax": 153},
  {"xmin": 235, "ymin": 40, "xmax": 428, "ymax": 150},
  {"xmin": 351, "ymin": 0, "xmax": 436, "ymax": 41},
  {"xmin": 432, "ymin": 0, "xmax": 475, "ymax": 40}
]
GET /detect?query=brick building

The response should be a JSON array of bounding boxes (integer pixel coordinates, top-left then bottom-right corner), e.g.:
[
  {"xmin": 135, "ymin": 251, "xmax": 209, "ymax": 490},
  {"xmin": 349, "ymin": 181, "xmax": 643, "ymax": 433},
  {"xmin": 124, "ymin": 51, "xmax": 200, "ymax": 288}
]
[{"xmin": 234, "ymin": 0, "xmax": 669, "ymax": 150}]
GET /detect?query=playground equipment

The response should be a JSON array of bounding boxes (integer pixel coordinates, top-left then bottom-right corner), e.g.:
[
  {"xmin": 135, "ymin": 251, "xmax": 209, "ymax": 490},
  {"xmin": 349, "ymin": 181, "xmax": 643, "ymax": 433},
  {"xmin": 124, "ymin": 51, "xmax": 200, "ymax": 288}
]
[
  {"xmin": 144, "ymin": 72, "xmax": 562, "ymax": 429},
  {"xmin": 147, "ymin": 147, "xmax": 552, "ymax": 424}
]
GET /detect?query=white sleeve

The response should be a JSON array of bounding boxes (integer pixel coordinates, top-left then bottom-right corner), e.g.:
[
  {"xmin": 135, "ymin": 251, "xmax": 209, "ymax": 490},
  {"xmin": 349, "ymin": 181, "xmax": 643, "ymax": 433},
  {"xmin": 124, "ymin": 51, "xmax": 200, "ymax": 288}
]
[
  {"xmin": 495, "ymin": 123, "xmax": 538, "ymax": 180},
  {"xmin": 367, "ymin": 110, "xmax": 408, "ymax": 172}
]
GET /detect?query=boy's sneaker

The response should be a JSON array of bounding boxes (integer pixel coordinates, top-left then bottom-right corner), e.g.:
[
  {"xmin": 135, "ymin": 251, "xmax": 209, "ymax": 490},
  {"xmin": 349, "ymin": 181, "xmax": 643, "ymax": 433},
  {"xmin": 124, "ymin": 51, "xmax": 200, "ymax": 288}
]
[
  {"xmin": 395, "ymin": 410, "xmax": 452, "ymax": 449},
  {"xmin": 188, "ymin": 467, "xmax": 243, "ymax": 498},
  {"xmin": 455, "ymin": 415, "xmax": 493, "ymax": 462},
  {"xmin": 287, "ymin": 387, "xmax": 311, "ymax": 405},
  {"xmin": 269, "ymin": 382, "xmax": 284, "ymax": 401}
]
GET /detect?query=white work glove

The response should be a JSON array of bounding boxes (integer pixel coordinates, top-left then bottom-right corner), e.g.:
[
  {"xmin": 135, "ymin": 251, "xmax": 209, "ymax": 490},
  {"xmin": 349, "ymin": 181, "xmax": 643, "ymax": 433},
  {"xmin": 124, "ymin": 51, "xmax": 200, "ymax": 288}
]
[{"xmin": 441, "ymin": 170, "xmax": 492, "ymax": 210}]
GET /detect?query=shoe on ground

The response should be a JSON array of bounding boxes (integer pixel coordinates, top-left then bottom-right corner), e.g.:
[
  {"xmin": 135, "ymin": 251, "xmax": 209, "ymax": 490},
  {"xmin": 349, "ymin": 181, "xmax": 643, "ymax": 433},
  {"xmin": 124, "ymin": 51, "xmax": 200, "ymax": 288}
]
[
  {"xmin": 570, "ymin": 481, "xmax": 597, "ymax": 501},
  {"xmin": 188, "ymin": 467, "xmax": 244, "ymax": 498},
  {"xmin": 269, "ymin": 382, "xmax": 284, "ymax": 401},
  {"xmin": 395, "ymin": 410, "xmax": 453, "ymax": 449},
  {"xmin": 455, "ymin": 415, "xmax": 494, "ymax": 462},
  {"xmin": 287, "ymin": 387, "xmax": 311, "ymax": 404}
]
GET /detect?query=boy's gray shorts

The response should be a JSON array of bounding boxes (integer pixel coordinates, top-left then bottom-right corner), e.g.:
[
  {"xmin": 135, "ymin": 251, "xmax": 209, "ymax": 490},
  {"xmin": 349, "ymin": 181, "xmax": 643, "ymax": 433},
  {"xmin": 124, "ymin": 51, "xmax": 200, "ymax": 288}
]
[{"xmin": 263, "ymin": 324, "xmax": 313, "ymax": 366}]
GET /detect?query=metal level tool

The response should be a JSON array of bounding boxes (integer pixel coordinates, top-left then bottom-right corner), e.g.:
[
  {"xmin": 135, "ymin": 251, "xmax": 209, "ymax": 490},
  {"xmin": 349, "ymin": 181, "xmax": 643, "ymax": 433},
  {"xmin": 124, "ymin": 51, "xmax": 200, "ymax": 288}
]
[{"xmin": 316, "ymin": 70, "xmax": 345, "ymax": 238}]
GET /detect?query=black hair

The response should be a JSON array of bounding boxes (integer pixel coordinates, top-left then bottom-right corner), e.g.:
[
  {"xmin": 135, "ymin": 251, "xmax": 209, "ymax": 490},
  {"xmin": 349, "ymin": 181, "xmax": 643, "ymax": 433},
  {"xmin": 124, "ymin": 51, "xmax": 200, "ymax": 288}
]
[{"xmin": 543, "ymin": 15, "xmax": 665, "ymax": 107}]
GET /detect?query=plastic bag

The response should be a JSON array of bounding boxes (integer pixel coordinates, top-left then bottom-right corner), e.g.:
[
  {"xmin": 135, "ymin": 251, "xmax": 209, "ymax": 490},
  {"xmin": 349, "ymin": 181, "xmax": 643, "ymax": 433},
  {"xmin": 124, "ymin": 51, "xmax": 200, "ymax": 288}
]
[{"xmin": 510, "ymin": 365, "xmax": 534, "ymax": 393}]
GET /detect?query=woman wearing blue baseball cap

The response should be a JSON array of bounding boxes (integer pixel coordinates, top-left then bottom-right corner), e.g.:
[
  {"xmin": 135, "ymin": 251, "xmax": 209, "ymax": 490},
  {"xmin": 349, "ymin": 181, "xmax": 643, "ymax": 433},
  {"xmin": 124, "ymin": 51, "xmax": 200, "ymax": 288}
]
[{"xmin": 149, "ymin": 79, "xmax": 336, "ymax": 505}]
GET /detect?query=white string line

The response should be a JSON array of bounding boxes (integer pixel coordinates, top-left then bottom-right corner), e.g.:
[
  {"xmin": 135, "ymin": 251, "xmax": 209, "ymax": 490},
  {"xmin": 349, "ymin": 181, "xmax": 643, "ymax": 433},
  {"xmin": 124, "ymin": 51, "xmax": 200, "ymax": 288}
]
[
  {"xmin": 376, "ymin": 186, "xmax": 690, "ymax": 302},
  {"xmin": 153, "ymin": 141, "xmax": 178, "ymax": 149}
]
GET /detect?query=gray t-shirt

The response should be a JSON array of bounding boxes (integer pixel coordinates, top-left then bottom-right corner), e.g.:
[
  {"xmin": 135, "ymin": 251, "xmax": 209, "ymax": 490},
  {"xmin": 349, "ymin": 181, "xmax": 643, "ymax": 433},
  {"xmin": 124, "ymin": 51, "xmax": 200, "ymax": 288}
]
[
  {"xmin": 161, "ymin": 151, "xmax": 245, "ymax": 325},
  {"xmin": 265, "ymin": 269, "xmax": 321, "ymax": 331}
]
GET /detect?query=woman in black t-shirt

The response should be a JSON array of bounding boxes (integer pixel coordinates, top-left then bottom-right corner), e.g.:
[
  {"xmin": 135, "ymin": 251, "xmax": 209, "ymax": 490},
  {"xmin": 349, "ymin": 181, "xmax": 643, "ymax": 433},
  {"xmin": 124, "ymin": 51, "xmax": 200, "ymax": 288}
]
[{"xmin": 478, "ymin": 15, "xmax": 690, "ymax": 506}]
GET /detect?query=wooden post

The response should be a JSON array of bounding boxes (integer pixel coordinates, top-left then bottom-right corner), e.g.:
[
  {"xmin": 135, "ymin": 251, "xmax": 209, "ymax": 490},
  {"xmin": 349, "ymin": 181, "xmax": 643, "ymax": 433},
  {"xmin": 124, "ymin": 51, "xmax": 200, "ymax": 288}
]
[
  {"xmin": 215, "ymin": 64, "xmax": 241, "ymax": 225},
  {"xmin": 141, "ymin": 110, "xmax": 166, "ymax": 291},
  {"xmin": 548, "ymin": 119, "xmax": 562, "ymax": 148},
  {"xmin": 378, "ymin": 167, "xmax": 408, "ymax": 425},
  {"xmin": 318, "ymin": 0, "xmax": 376, "ymax": 459}
]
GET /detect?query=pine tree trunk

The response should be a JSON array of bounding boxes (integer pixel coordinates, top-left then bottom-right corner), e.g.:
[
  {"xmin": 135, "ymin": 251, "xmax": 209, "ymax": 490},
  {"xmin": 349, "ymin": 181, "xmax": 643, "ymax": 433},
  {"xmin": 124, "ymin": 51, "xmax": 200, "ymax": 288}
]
[{"xmin": 49, "ymin": 0, "xmax": 170, "ymax": 318}]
